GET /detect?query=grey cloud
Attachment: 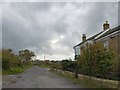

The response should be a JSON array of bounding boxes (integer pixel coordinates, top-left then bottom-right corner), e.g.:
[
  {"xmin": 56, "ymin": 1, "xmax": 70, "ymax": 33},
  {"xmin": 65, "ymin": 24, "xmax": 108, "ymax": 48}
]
[
  {"xmin": 82, "ymin": 2, "xmax": 118, "ymax": 37},
  {"xmin": 118, "ymin": 2, "xmax": 120, "ymax": 25},
  {"xmin": 2, "ymin": 2, "xmax": 118, "ymax": 60}
]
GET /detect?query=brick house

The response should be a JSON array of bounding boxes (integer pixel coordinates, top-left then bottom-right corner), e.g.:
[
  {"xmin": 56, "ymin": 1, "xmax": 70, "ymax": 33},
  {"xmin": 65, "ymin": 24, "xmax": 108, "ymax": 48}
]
[{"xmin": 73, "ymin": 21, "xmax": 120, "ymax": 60}]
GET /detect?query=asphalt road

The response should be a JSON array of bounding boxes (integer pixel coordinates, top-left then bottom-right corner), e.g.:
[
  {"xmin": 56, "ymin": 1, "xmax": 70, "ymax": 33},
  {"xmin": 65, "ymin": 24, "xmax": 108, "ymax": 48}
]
[{"xmin": 2, "ymin": 66, "xmax": 81, "ymax": 88}]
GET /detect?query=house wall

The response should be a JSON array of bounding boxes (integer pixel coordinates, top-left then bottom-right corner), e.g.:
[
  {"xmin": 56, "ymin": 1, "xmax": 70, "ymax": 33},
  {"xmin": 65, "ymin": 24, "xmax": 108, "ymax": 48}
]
[
  {"xmin": 118, "ymin": 33, "xmax": 120, "ymax": 58},
  {"xmin": 108, "ymin": 35, "xmax": 118, "ymax": 55},
  {"xmin": 76, "ymin": 33, "xmax": 119, "ymax": 57},
  {"xmin": 74, "ymin": 29, "xmax": 120, "ymax": 59},
  {"xmin": 96, "ymin": 32, "xmax": 119, "ymax": 56}
]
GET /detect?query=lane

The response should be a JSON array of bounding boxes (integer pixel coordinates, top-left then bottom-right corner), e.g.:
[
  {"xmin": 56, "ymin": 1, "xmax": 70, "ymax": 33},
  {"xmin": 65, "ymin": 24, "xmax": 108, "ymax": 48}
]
[{"xmin": 2, "ymin": 66, "xmax": 81, "ymax": 88}]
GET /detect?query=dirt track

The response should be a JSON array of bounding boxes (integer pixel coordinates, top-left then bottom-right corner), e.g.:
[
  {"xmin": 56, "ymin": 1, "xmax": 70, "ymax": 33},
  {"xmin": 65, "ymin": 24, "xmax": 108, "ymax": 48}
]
[{"xmin": 2, "ymin": 66, "xmax": 81, "ymax": 88}]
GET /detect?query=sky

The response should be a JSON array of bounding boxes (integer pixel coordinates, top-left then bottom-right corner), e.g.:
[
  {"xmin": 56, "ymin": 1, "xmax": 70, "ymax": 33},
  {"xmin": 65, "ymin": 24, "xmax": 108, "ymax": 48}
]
[{"xmin": 2, "ymin": 2, "xmax": 118, "ymax": 60}]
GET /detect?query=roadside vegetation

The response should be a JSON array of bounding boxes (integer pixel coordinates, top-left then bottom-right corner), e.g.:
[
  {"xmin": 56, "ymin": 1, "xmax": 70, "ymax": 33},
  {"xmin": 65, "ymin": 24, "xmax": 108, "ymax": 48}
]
[
  {"xmin": 2, "ymin": 64, "xmax": 33, "ymax": 75},
  {"xmin": 1, "ymin": 41, "xmax": 118, "ymax": 88},
  {"xmin": 76, "ymin": 42, "xmax": 118, "ymax": 80},
  {"xmin": 50, "ymin": 42, "xmax": 118, "ymax": 88},
  {"xmin": 53, "ymin": 71, "xmax": 117, "ymax": 89},
  {"xmin": 1, "ymin": 48, "xmax": 35, "ymax": 75},
  {"xmin": 33, "ymin": 60, "xmax": 51, "ymax": 68},
  {"xmin": 50, "ymin": 42, "xmax": 118, "ymax": 80}
]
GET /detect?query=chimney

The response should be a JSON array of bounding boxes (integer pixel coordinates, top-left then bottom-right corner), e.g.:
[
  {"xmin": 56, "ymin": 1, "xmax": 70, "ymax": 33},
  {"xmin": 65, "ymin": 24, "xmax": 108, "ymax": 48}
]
[
  {"xmin": 103, "ymin": 21, "xmax": 110, "ymax": 31},
  {"xmin": 82, "ymin": 34, "xmax": 86, "ymax": 42}
]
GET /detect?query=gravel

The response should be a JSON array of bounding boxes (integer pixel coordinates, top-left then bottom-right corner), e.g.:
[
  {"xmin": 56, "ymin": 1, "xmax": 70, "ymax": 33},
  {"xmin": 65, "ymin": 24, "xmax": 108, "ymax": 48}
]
[{"xmin": 2, "ymin": 66, "xmax": 81, "ymax": 88}]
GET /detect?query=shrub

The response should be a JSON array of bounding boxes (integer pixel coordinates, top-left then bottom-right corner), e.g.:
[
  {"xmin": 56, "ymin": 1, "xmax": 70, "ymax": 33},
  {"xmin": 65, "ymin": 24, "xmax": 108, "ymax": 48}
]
[
  {"xmin": 2, "ymin": 49, "xmax": 21, "ymax": 70},
  {"xmin": 77, "ymin": 42, "xmax": 117, "ymax": 80},
  {"xmin": 2, "ymin": 57, "xmax": 10, "ymax": 70}
]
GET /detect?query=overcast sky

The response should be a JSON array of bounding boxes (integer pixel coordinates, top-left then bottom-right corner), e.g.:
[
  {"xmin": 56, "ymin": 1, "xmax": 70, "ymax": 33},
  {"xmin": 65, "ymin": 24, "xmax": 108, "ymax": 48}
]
[{"xmin": 2, "ymin": 2, "xmax": 118, "ymax": 60}]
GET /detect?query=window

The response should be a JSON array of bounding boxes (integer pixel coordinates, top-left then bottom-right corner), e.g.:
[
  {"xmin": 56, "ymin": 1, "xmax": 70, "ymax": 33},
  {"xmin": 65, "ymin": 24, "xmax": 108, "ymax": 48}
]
[
  {"xmin": 104, "ymin": 40, "xmax": 109, "ymax": 49},
  {"xmin": 74, "ymin": 46, "xmax": 80, "ymax": 55}
]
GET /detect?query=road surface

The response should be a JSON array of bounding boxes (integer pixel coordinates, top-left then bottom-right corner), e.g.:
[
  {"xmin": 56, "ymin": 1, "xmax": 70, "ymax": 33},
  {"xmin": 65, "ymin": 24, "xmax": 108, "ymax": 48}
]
[{"xmin": 2, "ymin": 66, "xmax": 82, "ymax": 88}]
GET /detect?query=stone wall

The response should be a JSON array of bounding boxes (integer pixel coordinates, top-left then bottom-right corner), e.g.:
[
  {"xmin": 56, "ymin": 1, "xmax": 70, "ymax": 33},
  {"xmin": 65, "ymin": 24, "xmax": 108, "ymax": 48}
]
[
  {"xmin": 108, "ymin": 35, "xmax": 118, "ymax": 55},
  {"xmin": 55, "ymin": 69, "xmax": 118, "ymax": 88}
]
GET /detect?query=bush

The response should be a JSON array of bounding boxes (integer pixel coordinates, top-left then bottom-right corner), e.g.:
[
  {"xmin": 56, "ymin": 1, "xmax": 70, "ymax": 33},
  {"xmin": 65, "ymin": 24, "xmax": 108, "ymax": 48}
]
[
  {"xmin": 77, "ymin": 42, "xmax": 117, "ymax": 80},
  {"xmin": 2, "ymin": 57, "xmax": 10, "ymax": 70},
  {"xmin": 2, "ymin": 49, "xmax": 21, "ymax": 70},
  {"xmin": 61, "ymin": 60, "xmax": 75, "ymax": 72}
]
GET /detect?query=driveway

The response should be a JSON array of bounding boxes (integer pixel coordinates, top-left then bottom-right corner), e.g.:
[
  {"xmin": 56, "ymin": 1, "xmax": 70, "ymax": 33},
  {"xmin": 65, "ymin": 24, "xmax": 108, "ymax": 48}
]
[{"xmin": 2, "ymin": 66, "xmax": 82, "ymax": 88}]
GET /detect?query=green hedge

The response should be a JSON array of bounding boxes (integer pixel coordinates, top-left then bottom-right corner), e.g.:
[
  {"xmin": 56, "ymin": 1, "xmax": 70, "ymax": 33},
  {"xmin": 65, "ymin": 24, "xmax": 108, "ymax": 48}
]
[{"xmin": 77, "ymin": 42, "xmax": 118, "ymax": 80}]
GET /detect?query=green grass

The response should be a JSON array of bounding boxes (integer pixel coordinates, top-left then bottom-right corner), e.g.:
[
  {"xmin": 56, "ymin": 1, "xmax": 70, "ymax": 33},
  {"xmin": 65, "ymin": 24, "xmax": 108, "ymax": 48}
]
[
  {"xmin": 2, "ymin": 67, "xmax": 23, "ymax": 75},
  {"xmin": 38, "ymin": 64, "xmax": 51, "ymax": 68},
  {"xmin": 2, "ymin": 64, "xmax": 33, "ymax": 75},
  {"xmin": 51, "ymin": 70, "xmax": 118, "ymax": 89}
]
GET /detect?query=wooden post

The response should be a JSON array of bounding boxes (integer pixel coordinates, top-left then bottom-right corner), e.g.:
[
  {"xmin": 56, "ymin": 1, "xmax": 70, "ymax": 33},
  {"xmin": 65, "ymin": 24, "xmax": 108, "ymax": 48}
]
[{"xmin": 74, "ymin": 61, "xmax": 78, "ymax": 79}]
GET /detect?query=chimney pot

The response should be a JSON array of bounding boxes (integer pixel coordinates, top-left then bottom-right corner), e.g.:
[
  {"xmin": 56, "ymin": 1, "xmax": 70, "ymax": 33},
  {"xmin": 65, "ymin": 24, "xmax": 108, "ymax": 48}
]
[
  {"xmin": 103, "ymin": 21, "xmax": 110, "ymax": 31},
  {"xmin": 82, "ymin": 34, "xmax": 86, "ymax": 42}
]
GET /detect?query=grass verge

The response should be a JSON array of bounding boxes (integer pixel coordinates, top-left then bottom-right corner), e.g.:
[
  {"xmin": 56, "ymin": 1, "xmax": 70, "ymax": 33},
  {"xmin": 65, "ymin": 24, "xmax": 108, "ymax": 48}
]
[
  {"xmin": 50, "ymin": 70, "xmax": 118, "ymax": 89},
  {"xmin": 2, "ymin": 64, "xmax": 33, "ymax": 75}
]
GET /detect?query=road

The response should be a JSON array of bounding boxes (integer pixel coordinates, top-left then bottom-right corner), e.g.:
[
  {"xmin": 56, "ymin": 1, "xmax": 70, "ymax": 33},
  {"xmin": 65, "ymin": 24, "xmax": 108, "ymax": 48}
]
[{"xmin": 2, "ymin": 66, "xmax": 82, "ymax": 88}]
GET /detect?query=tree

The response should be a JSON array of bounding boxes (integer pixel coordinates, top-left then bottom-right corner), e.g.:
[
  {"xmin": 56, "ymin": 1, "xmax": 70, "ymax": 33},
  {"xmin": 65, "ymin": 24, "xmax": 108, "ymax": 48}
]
[{"xmin": 19, "ymin": 49, "xmax": 35, "ymax": 63}]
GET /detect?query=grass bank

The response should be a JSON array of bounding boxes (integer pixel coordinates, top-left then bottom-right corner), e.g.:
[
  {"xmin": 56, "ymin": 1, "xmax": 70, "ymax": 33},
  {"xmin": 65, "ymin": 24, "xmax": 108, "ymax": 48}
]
[
  {"xmin": 50, "ymin": 70, "xmax": 118, "ymax": 89},
  {"xmin": 2, "ymin": 64, "xmax": 33, "ymax": 75}
]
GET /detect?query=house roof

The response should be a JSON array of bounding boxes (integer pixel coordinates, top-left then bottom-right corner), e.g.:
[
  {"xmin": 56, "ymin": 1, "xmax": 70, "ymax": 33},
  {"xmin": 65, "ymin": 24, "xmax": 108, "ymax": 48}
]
[
  {"xmin": 73, "ymin": 25, "xmax": 120, "ymax": 49},
  {"xmin": 95, "ymin": 25, "xmax": 120, "ymax": 40},
  {"xmin": 73, "ymin": 31, "xmax": 103, "ymax": 48}
]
